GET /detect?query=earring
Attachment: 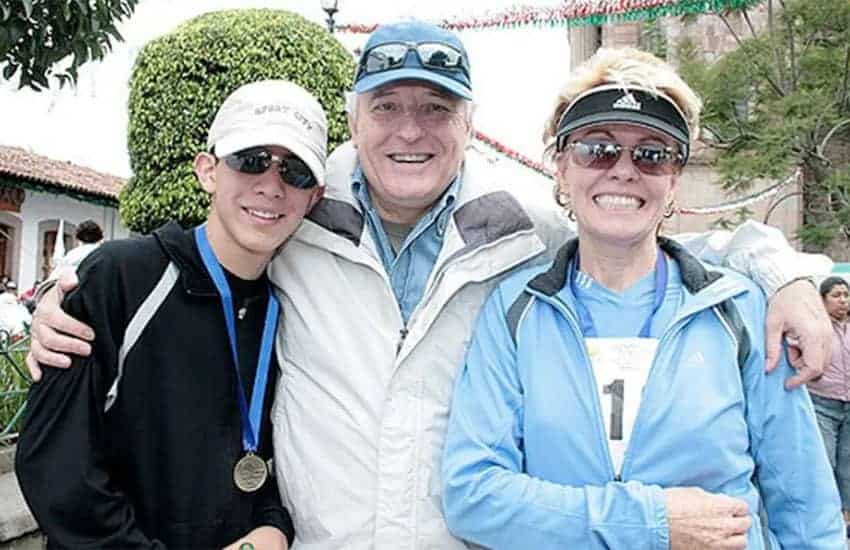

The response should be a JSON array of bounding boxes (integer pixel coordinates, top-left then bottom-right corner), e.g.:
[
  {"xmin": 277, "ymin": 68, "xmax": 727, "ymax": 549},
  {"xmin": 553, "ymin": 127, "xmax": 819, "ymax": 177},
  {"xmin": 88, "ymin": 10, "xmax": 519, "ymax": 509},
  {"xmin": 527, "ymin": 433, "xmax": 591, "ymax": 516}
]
[
  {"xmin": 555, "ymin": 190, "xmax": 570, "ymax": 207},
  {"xmin": 554, "ymin": 190, "xmax": 576, "ymax": 221},
  {"xmin": 664, "ymin": 199, "xmax": 676, "ymax": 218}
]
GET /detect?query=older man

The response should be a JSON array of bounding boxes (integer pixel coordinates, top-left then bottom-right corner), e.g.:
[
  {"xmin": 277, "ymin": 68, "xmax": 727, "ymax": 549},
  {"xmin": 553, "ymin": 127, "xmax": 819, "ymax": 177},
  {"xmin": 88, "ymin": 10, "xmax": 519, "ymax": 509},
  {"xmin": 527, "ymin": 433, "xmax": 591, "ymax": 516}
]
[{"xmin": 30, "ymin": 20, "xmax": 832, "ymax": 549}]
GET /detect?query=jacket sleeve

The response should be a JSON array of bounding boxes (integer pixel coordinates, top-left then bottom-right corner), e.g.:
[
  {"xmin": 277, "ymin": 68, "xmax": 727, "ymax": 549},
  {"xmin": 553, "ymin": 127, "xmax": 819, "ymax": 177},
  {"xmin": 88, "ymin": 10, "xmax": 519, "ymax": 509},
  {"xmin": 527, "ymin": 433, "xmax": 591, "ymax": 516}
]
[
  {"xmin": 441, "ymin": 285, "xmax": 669, "ymax": 550},
  {"xmin": 15, "ymin": 249, "xmax": 164, "ymax": 549},
  {"xmin": 670, "ymin": 220, "xmax": 832, "ymax": 296},
  {"xmin": 739, "ymin": 290, "xmax": 845, "ymax": 548}
]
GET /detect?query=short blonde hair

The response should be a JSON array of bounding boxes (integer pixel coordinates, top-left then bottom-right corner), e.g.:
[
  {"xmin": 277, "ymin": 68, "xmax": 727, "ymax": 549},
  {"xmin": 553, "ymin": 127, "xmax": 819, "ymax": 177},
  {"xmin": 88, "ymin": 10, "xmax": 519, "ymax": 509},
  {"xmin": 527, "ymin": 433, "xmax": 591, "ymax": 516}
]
[{"xmin": 543, "ymin": 47, "xmax": 702, "ymax": 157}]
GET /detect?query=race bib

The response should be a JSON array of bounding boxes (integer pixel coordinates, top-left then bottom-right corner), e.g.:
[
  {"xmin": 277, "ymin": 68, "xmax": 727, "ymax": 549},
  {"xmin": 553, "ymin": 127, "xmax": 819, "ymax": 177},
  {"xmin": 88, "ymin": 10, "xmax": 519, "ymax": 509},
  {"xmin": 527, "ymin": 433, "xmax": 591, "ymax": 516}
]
[{"xmin": 586, "ymin": 337, "xmax": 658, "ymax": 474}]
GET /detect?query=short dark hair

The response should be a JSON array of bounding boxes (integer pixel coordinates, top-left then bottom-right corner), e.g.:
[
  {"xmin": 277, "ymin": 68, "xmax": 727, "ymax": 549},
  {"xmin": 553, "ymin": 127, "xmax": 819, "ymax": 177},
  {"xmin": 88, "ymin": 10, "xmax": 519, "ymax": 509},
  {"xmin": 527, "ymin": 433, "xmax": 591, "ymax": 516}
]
[
  {"xmin": 75, "ymin": 220, "xmax": 103, "ymax": 244},
  {"xmin": 820, "ymin": 276, "xmax": 849, "ymax": 297}
]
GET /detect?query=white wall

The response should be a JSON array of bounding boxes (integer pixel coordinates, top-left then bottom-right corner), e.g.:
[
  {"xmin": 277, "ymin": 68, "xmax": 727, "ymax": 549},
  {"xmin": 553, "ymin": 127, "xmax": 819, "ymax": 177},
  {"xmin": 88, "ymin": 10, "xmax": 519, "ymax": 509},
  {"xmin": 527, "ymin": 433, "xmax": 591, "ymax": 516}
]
[{"xmin": 16, "ymin": 189, "xmax": 130, "ymax": 290}]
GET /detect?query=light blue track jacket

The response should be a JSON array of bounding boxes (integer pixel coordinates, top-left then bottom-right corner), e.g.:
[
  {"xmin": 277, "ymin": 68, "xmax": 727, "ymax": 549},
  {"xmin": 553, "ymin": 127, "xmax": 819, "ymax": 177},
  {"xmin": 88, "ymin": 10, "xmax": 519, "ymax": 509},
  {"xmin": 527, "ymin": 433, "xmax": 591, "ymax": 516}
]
[{"xmin": 442, "ymin": 238, "xmax": 844, "ymax": 550}]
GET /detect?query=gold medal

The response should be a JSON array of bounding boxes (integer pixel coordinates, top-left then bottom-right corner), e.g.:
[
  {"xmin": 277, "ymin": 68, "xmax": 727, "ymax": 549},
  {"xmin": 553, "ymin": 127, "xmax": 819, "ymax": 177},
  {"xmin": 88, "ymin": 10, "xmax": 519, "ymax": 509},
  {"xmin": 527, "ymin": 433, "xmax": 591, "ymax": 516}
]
[{"xmin": 233, "ymin": 453, "xmax": 268, "ymax": 493}]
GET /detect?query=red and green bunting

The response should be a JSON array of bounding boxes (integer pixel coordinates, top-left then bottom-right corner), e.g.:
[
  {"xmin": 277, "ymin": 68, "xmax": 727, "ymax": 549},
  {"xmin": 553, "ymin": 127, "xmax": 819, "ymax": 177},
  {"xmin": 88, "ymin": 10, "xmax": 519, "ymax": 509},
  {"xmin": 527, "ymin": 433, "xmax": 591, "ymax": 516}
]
[
  {"xmin": 338, "ymin": 0, "xmax": 765, "ymax": 33},
  {"xmin": 473, "ymin": 130, "xmax": 553, "ymax": 179}
]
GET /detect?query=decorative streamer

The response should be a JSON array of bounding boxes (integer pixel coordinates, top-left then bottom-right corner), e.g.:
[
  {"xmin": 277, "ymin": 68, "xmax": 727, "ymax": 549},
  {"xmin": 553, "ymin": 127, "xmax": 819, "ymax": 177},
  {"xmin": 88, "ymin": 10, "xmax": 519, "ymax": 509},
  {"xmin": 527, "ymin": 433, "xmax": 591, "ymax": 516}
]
[
  {"xmin": 337, "ymin": 0, "xmax": 764, "ymax": 33},
  {"xmin": 675, "ymin": 169, "xmax": 801, "ymax": 216},
  {"xmin": 472, "ymin": 130, "xmax": 553, "ymax": 179}
]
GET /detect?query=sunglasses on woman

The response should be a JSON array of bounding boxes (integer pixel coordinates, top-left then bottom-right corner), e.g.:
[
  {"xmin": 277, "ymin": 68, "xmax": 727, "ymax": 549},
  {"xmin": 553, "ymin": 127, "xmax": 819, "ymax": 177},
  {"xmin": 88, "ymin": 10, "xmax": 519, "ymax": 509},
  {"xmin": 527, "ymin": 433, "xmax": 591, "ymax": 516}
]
[
  {"xmin": 357, "ymin": 42, "xmax": 469, "ymax": 79},
  {"xmin": 220, "ymin": 147, "xmax": 317, "ymax": 189},
  {"xmin": 560, "ymin": 139, "xmax": 685, "ymax": 176}
]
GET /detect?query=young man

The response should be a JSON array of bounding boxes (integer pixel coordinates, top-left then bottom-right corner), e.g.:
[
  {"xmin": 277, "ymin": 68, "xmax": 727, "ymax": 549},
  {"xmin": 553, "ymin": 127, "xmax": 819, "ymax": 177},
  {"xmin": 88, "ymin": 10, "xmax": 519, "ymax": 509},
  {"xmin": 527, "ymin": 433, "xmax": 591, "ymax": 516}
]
[{"xmin": 15, "ymin": 79, "xmax": 326, "ymax": 549}]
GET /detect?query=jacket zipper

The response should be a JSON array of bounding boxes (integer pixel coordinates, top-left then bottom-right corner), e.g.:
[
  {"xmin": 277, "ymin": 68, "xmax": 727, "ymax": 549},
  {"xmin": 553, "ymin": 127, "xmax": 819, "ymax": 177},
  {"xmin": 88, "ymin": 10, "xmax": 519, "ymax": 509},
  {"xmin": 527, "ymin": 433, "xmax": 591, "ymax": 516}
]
[
  {"xmin": 405, "ymin": 228, "xmax": 543, "ymax": 332},
  {"xmin": 322, "ymin": 240, "xmax": 409, "ymax": 355},
  {"xmin": 534, "ymin": 290, "xmax": 723, "ymax": 482},
  {"xmin": 616, "ymin": 316, "xmax": 690, "ymax": 480},
  {"xmin": 396, "ymin": 327, "xmax": 409, "ymax": 356},
  {"xmin": 529, "ymin": 290, "xmax": 618, "ymax": 480}
]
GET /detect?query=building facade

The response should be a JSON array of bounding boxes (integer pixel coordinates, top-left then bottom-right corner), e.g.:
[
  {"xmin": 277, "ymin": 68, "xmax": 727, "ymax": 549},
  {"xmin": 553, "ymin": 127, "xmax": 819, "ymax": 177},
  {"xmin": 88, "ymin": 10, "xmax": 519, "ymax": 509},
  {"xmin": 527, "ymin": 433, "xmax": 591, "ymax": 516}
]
[{"xmin": 0, "ymin": 146, "xmax": 131, "ymax": 292}]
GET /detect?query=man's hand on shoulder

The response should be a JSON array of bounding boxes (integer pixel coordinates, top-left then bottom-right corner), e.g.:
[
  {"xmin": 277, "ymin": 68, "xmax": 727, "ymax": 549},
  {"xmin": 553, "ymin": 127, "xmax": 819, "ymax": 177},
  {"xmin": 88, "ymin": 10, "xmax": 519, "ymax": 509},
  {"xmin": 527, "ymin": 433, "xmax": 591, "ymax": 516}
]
[
  {"xmin": 25, "ymin": 270, "xmax": 93, "ymax": 381},
  {"xmin": 765, "ymin": 278, "xmax": 831, "ymax": 389}
]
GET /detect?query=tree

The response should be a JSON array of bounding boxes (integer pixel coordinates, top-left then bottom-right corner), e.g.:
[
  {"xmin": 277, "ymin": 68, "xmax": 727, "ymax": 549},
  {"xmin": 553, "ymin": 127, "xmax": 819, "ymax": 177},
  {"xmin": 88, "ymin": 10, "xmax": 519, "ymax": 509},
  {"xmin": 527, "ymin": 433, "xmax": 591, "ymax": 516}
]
[
  {"xmin": 677, "ymin": 0, "xmax": 850, "ymax": 257},
  {"xmin": 0, "ymin": 0, "xmax": 139, "ymax": 90},
  {"xmin": 119, "ymin": 9, "xmax": 355, "ymax": 233}
]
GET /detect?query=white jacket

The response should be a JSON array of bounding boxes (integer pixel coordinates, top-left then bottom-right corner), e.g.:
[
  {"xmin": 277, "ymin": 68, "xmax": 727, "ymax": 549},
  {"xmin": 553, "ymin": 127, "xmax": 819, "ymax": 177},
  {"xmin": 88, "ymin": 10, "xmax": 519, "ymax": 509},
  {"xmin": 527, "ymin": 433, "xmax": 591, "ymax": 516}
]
[{"xmin": 268, "ymin": 142, "xmax": 828, "ymax": 549}]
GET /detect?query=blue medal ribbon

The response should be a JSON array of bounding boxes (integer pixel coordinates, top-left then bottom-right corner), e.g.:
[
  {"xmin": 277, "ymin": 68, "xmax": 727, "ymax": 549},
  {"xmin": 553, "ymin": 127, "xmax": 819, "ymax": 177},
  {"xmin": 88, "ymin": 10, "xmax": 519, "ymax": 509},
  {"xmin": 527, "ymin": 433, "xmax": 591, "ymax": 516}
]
[
  {"xmin": 569, "ymin": 247, "xmax": 668, "ymax": 338},
  {"xmin": 194, "ymin": 225, "xmax": 279, "ymax": 453}
]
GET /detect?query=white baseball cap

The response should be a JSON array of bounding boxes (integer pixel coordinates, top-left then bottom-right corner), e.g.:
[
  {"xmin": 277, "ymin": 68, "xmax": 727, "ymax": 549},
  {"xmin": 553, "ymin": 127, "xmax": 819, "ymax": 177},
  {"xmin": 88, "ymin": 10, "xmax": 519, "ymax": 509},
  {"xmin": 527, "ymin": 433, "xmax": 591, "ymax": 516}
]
[{"xmin": 207, "ymin": 80, "xmax": 328, "ymax": 185}]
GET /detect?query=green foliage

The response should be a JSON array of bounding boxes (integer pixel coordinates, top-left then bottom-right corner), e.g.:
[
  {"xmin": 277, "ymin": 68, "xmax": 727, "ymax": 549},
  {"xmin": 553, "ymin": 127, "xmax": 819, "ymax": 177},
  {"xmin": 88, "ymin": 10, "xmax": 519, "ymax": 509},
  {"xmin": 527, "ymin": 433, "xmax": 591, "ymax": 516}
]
[
  {"xmin": 119, "ymin": 163, "xmax": 210, "ymax": 236},
  {"xmin": 639, "ymin": 18, "xmax": 668, "ymax": 60},
  {"xmin": 0, "ymin": 331, "xmax": 30, "ymax": 440},
  {"xmin": 0, "ymin": 0, "xmax": 138, "ymax": 90},
  {"xmin": 796, "ymin": 221, "xmax": 840, "ymax": 250},
  {"xmin": 801, "ymin": 166, "xmax": 850, "ymax": 248},
  {"xmin": 121, "ymin": 9, "xmax": 355, "ymax": 233},
  {"xmin": 677, "ymin": 0, "xmax": 850, "ymax": 253}
]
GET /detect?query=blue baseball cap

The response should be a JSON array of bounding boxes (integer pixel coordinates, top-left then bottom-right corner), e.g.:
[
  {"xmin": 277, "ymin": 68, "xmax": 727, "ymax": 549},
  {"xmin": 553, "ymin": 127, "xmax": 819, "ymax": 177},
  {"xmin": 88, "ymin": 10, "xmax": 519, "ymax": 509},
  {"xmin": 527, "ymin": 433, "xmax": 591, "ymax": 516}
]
[{"xmin": 353, "ymin": 20, "xmax": 473, "ymax": 100}]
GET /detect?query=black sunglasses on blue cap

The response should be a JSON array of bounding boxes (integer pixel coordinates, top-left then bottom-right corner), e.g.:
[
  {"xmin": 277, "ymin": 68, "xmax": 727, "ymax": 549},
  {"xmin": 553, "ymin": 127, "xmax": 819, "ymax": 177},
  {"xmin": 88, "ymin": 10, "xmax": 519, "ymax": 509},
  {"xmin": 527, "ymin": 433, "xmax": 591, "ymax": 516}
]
[
  {"xmin": 357, "ymin": 42, "xmax": 469, "ymax": 80},
  {"xmin": 217, "ymin": 146, "xmax": 318, "ymax": 189}
]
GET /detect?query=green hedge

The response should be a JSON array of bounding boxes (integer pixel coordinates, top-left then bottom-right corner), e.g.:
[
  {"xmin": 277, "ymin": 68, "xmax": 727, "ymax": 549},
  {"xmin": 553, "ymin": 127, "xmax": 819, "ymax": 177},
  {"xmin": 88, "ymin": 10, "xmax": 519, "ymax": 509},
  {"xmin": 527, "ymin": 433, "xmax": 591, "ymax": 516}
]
[
  {"xmin": 0, "ymin": 332, "xmax": 30, "ymax": 440},
  {"xmin": 120, "ymin": 9, "xmax": 355, "ymax": 233}
]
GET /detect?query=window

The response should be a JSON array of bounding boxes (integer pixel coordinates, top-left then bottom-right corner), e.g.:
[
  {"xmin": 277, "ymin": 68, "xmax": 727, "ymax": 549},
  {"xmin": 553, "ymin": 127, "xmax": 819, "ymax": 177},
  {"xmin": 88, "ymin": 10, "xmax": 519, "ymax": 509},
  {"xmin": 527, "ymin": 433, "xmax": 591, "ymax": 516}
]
[{"xmin": 36, "ymin": 220, "xmax": 75, "ymax": 280}]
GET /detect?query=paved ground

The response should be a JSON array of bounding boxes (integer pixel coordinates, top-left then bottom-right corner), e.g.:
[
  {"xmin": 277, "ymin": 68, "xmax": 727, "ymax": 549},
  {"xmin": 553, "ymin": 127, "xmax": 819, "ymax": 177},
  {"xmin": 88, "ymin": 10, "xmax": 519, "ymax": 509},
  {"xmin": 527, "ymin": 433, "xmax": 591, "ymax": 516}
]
[{"xmin": 0, "ymin": 470, "xmax": 37, "ymax": 547}]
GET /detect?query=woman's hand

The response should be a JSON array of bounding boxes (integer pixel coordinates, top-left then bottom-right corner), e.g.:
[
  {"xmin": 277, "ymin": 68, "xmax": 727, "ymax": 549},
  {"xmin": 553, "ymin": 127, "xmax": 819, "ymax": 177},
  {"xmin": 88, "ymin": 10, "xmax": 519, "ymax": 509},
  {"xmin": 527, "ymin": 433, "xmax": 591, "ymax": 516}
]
[{"xmin": 664, "ymin": 487, "xmax": 751, "ymax": 550}]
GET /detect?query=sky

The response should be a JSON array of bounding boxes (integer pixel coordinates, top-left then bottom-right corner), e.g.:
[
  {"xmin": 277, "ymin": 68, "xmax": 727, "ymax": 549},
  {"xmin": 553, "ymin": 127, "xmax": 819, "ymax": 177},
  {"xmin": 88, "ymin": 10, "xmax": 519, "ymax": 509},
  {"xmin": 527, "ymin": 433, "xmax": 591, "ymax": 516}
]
[{"xmin": 0, "ymin": 0, "xmax": 569, "ymax": 185}]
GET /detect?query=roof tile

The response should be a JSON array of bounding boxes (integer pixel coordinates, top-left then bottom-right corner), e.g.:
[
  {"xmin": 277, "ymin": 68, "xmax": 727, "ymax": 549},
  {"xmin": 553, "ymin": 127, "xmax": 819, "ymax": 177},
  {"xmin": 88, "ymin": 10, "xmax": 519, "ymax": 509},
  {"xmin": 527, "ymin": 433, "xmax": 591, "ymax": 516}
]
[{"xmin": 0, "ymin": 145, "xmax": 125, "ymax": 200}]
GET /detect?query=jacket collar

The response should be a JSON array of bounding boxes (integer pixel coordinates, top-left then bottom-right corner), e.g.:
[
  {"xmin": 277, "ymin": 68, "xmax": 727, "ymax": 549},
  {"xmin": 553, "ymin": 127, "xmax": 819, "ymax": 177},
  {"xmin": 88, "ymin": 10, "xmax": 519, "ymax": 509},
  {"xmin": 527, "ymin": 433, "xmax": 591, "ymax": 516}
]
[
  {"xmin": 153, "ymin": 222, "xmax": 218, "ymax": 296},
  {"xmin": 528, "ymin": 235, "xmax": 726, "ymax": 297}
]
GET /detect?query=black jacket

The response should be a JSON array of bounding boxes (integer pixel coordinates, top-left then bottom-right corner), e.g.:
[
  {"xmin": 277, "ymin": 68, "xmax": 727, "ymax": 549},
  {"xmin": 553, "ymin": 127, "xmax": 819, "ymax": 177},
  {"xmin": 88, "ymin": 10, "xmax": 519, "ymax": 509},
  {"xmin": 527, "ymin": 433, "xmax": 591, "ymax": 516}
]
[{"xmin": 16, "ymin": 222, "xmax": 294, "ymax": 549}]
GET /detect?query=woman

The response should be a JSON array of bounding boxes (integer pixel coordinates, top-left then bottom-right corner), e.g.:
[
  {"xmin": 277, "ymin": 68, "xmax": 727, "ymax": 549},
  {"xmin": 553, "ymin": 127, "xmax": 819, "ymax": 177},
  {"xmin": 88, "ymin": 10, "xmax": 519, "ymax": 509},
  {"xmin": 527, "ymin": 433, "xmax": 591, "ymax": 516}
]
[
  {"xmin": 441, "ymin": 48, "xmax": 843, "ymax": 549},
  {"xmin": 810, "ymin": 276, "xmax": 850, "ymax": 534}
]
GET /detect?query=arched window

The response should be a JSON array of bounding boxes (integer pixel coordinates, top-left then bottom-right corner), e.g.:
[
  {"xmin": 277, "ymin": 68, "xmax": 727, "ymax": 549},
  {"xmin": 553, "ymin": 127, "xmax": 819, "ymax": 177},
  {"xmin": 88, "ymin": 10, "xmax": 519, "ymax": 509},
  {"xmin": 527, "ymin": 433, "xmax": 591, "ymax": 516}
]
[{"xmin": 0, "ymin": 212, "xmax": 23, "ymax": 285}]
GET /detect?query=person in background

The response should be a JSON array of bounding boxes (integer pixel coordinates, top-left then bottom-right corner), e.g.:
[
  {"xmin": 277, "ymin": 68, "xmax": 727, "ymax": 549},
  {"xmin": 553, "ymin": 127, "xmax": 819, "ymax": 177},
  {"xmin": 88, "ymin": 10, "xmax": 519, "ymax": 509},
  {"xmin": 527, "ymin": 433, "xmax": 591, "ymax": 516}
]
[
  {"xmin": 15, "ymin": 79, "xmax": 327, "ymax": 549},
  {"xmin": 3, "ymin": 280, "xmax": 18, "ymax": 297},
  {"xmin": 809, "ymin": 275, "xmax": 850, "ymax": 537},
  {"xmin": 19, "ymin": 280, "xmax": 40, "ymax": 314},
  {"xmin": 48, "ymin": 219, "xmax": 104, "ymax": 280},
  {"xmin": 25, "ymin": 20, "xmax": 837, "ymax": 549},
  {"xmin": 442, "ymin": 47, "xmax": 844, "ymax": 549},
  {"xmin": 0, "ymin": 281, "xmax": 30, "ymax": 337}
]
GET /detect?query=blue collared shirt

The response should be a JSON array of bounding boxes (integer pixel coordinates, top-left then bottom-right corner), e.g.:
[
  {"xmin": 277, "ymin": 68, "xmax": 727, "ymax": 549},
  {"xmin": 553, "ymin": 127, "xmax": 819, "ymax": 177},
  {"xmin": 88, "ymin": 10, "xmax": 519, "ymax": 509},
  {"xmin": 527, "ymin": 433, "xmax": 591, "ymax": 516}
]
[{"xmin": 352, "ymin": 164, "xmax": 460, "ymax": 324}]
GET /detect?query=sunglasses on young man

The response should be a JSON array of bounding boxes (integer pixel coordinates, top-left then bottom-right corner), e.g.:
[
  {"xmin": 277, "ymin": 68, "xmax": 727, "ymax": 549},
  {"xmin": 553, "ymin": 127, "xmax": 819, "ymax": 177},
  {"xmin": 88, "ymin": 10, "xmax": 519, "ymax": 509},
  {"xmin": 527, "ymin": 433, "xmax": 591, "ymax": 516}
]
[
  {"xmin": 220, "ymin": 147, "xmax": 317, "ymax": 189},
  {"xmin": 357, "ymin": 42, "xmax": 469, "ymax": 79},
  {"xmin": 560, "ymin": 139, "xmax": 685, "ymax": 176}
]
